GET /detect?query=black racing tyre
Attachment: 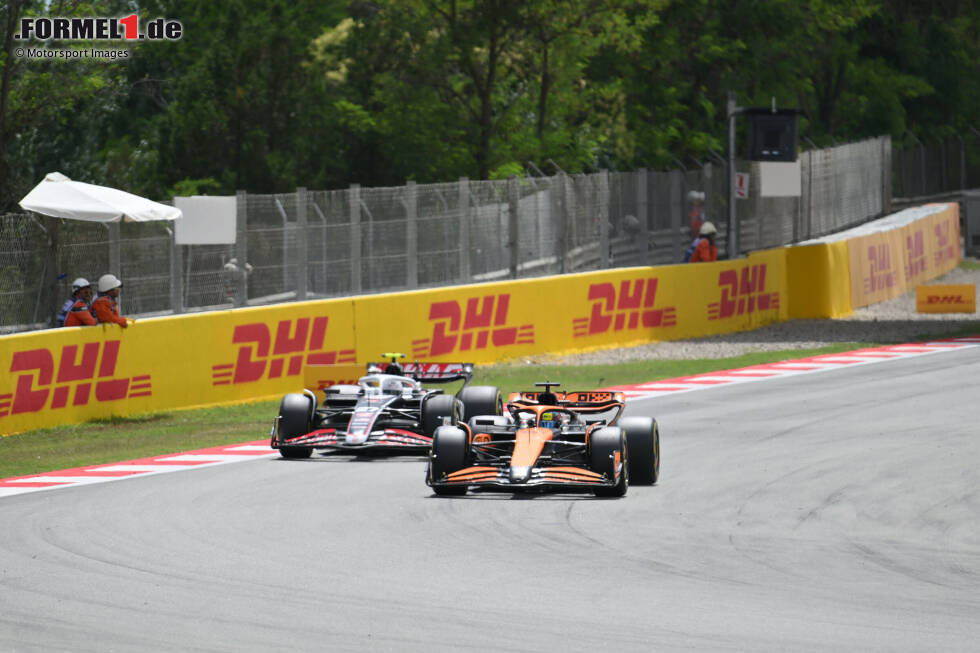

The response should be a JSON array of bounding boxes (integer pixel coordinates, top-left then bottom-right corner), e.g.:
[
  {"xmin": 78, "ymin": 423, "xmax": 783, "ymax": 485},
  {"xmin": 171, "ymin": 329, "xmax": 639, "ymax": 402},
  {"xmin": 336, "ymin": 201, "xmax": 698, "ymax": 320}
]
[
  {"xmin": 589, "ymin": 426, "xmax": 628, "ymax": 497},
  {"xmin": 456, "ymin": 385, "xmax": 503, "ymax": 421},
  {"xmin": 421, "ymin": 393, "xmax": 461, "ymax": 437},
  {"xmin": 619, "ymin": 416, "xmax": 660, "ymax": 485},
  {"xmin": 277, "ymin": 393, "xmax": 314, "ymax": 459},
  {"xmin": 429, "ymin": 425, "xmax": 470, "ymax": 496}
]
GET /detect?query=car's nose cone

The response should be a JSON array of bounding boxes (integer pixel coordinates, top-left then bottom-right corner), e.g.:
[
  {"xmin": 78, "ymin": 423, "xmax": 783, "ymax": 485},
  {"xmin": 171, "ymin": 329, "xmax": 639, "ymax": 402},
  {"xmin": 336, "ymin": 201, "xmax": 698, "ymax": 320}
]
[{"xmin": 509, "ymin": 466, "xmax": 531, "ymax": 483}]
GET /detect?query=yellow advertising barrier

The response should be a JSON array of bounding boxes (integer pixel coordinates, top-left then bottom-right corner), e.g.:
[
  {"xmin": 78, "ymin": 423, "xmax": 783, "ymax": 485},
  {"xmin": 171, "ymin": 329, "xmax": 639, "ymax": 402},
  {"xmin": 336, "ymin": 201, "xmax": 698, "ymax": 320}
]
[
  {"xmin": 0, "ymin": 300, "xmax": 356, "ymax": 435},
  {"xmin": 351, "ymin": 248, "xmax": 788, "ymax": 363},
  {"xmin": 916, "ymin": 284, "xmax": 976, "ymax": 313},
  {"xmin": 785, "ymin": 241, "xmax": 852, "ymax": 318},
  {"xmin": 0, "ymin": 203, "xmax": 961, "ymax": 435},
  {"xmin": 848, "ymin": 203, "xmax": 960, "ymax": 308}
]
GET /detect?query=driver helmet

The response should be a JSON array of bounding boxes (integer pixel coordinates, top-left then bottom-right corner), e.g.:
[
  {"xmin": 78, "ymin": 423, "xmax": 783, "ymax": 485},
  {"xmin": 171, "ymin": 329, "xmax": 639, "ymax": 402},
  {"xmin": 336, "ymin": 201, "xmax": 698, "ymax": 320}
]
[
  {"xmin": 540, "ymin": 411, "xmax": 557, "ymax": 429},
  {"xmin": 387, "ymin": 362, "xmax": 403, "ymax": 376}
]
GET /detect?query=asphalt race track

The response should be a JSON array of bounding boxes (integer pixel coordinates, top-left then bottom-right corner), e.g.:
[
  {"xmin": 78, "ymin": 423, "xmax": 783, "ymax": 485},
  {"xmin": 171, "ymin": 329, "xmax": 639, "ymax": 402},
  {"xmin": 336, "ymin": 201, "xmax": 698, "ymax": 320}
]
[{"xmin": 1, "ymin": 347, "xmax": 978, "ymax": 652}]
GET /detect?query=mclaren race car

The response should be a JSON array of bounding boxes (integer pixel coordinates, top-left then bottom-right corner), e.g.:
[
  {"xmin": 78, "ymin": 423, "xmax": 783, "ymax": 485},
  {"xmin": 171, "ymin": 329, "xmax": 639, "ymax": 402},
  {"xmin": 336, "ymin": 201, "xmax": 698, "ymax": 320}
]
[
  {"xmin": 271, "ymin": 354, "xmax": 502, "ymax": 458},
  {"xmin": 426, "ymin": 382, "xmax": 660, "ymax": 497}
]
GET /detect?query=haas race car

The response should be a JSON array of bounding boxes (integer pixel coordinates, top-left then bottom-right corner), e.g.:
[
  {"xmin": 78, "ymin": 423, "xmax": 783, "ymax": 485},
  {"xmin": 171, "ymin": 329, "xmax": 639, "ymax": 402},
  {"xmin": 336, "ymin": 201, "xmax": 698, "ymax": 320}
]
[
  {"xmin": 426, "ymin": 382, "xmax": 660, "ymax": 497},
  {"xmin": 271, "ymin": 354, "xmax": 502, "ymax": 458}
]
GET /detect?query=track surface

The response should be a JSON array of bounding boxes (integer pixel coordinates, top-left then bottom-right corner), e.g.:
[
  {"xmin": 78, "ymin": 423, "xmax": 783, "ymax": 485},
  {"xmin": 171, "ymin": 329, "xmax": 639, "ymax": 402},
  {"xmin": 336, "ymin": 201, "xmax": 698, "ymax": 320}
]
[{"xmin": 1, "ymin": 348, "xmax": 979, "ymax": 651}]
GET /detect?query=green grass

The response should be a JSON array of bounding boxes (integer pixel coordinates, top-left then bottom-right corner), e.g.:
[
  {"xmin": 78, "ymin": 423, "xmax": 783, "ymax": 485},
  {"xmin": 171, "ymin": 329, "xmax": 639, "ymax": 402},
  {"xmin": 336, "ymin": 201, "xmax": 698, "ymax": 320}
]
[
  {"xmin": 958, "ymin": 259, "xmax": 980, "ymax": 270},
  {"xmin": 0, "ymin": 342, "xmax": 882, "ymax": 479}
]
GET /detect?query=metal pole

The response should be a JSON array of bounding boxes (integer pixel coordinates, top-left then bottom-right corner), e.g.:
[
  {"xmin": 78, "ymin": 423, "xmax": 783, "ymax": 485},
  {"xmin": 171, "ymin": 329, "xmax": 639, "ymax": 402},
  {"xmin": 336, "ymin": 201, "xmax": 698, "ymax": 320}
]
[
  {"xmin": 727, "ymin": 90, "xmax": 740, "ymax": 259},
  {"xmin": 405, "ymin": 181, "xmax": 418, "ymax": 289},
  {"xmin": 508, "ymin": 175, "xmax": 519, "ymax": 278},
  {"xmin": 235, "ymin": 190, "xmax": 248, "ymax": 306},
  {"xmin": 599, "ymin": 170, "xmax": 609, "ymax": 269},
  {"xmin": 636, "ymin": 168, "xmax": 648, "ymax": 265},
  {"xmin": 296, "ymin": 187, "xmax": 308, "ymax": 301},
  {"xmin": 350, "ymin": 184, "xmax": 361, "ymax": 293},
  {"xmin": 458, "ymin": 177, "xmax": 471, "ymax": 283},
  {"xmin": 167, "ymin": 227, "xmax": 183, "ymax": 314}
]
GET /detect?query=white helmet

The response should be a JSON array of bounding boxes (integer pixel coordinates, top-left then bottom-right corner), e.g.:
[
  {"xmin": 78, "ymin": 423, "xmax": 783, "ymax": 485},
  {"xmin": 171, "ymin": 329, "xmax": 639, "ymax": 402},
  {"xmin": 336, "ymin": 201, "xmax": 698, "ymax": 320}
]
[
  {"xmin": 97, "ymin": 273, "xmax": 123, "ymax": 293},
  {"xmin": 71, "ymin": 277, "xmax": 91, "ymax": 293},
  {"xmin": 699, "ymin": 221, "xmax": 717, "ymax": 236}
]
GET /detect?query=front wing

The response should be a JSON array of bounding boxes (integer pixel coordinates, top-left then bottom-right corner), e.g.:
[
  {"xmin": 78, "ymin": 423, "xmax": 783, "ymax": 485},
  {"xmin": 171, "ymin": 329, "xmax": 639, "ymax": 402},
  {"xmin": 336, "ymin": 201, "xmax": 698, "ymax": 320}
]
[
  {"xmin": 273, "ymin": 426, "xmax": 432, "ymax": 452},
  {"xmin": 427, "ymin": 463, "xmax": 622, "ymax": 491}
]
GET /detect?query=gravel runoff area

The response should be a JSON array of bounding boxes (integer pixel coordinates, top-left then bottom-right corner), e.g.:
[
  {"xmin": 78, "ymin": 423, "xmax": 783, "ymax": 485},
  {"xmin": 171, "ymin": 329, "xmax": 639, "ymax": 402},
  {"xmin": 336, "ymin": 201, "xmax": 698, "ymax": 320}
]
[{"xmin": 534, "ymin": 259, "xmax": 980, "ymax": 365}]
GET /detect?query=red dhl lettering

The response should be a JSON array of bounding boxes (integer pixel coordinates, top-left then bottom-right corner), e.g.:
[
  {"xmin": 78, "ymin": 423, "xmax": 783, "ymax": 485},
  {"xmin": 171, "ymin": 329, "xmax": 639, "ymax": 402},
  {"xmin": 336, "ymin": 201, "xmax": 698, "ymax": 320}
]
[
  {"xmin": 925, "ymin": 295, "xmax": 967, "ymax": 304},
  {"xmin": 573, "ymin": 278, "xmax": 676, "ymax": 337},
  {"xmin": 213, "ymin": 316, "xmax": 355, "ymax": 386},
  {"xmin": 905, "ymin": 231, "xmax": 927, "ymax": 278},
  {"xmin": 708, "ymin": 265, "xmax": 779, "ymax": 320},
  {"xmin": 412, "ymin": 294, "xmax": 534, "ymax": 357},
  {"xmin": 0, "ymin": 340, "xmax": 150, "ymax": 418}
]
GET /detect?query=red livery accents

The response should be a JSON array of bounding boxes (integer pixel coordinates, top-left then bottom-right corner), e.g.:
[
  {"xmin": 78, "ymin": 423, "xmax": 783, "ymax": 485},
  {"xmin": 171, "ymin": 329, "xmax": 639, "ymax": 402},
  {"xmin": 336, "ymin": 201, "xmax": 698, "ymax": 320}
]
[
  {"xmin": 412, "ymin": 294, "xmax": 534, "ymax": 358},
  {"xmin": 708, "ymin": 265, "xmax": 780, "ymax": 320},
  {"xmin": 0, "ymin": 340, "xmax": 150, "ymax": 419},
  {"xmin": 213, "ymin": 316, "xmax": 354, "ymax": 386},
  {"xmin": 573, "ymin": 277, "xmax": 677, "ymax": 337}
]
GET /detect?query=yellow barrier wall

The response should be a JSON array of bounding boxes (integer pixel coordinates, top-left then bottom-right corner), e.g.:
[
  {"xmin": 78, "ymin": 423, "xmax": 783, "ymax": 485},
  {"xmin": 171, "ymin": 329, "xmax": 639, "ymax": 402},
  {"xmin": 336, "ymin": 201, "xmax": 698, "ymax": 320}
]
[
  {"xmin": 847, "ymin": 203, "xmax": 960, "ymax": 308},
  {"xmin": 0, "ymin": 300, "xmax": 357, "ymax": 434},
  {"xmin": 0, "ymin": 203, "xmax": 959, "ymax": 435},
  {"xmin": 352, "ymin": 248, "xmax": 788, "ymax": 362},
  {"xmin": 785, "ymin": 241, "xmax": 852, "ymax": 318}
]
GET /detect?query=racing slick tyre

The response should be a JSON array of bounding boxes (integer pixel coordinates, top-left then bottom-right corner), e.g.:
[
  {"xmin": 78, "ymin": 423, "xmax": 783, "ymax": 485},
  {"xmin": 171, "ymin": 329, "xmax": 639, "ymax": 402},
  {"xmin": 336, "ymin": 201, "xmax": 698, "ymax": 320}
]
[
  {"xmin": 589, "ymin": 427, "xmax": 628, "ymax": 498},
  {"xmin": 421, "ymin": 394, "xmax": 462, "ymax": 437},
  {"xmin": 429, "ymin": 425, "xmax": 471, "ymax": 496},
  {"xmin": 619, "ymin": 416, "xmax": 660, "ymax": 485},
  {"xmin": 456, "ymin": 385, "xmax": 503, "ymax": 421},
  {"xmin": 277, "ymin": 393, "xmax": 314, "ymax": 459}
]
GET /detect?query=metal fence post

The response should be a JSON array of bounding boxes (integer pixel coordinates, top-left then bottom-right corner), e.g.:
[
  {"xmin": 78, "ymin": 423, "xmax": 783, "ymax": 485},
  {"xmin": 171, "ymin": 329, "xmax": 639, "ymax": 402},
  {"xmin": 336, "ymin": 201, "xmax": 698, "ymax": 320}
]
[
  {"xmin": 508, "ymin": 175, "xmax": 519, "ymax": 278},
  {"xmin": 406, "ymin": 181, "xmax": 418, "ymax": 289},
  {"xmin": 350, "ymin": 184, "xmax": 361, "ymax": 293},
  {"xmin": 169, "ymin": 227, "xmax": 183, "ymax": 314},
  {"xmin": 881, "ymin": 137, "xmax": 892, "ymax": 216},
  {"xmin": 554, "ymin": 173, "xmax": 568, "ymax": 273},
  {"xmin": 599, "ymin": 170, "xmax": 610, "ymax": 269},
  {"xmin": 236, "ymin": 190, "xmax": 248, "ymax": 306},
  {"xmin": 670, "ymin": 169, "xmax": 683, "ymax": 263},
  {"xmin": 458, "ymin": 177, "xmax": 471, "ymax": 283},
  {"xmin": 296, "ymin": 187, "xmax": 308, "ymax": 301},
  {"xmin": 636, "ymin": 168, "xmax": 649, "ymax": 265}
]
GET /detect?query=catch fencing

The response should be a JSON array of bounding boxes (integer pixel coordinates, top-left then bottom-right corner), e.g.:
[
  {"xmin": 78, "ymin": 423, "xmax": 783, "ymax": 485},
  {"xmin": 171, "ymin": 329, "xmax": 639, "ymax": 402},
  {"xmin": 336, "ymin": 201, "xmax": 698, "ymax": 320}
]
[{"xmin": 1, "ymin": 136, "xmax": 892, "ymax": 333}]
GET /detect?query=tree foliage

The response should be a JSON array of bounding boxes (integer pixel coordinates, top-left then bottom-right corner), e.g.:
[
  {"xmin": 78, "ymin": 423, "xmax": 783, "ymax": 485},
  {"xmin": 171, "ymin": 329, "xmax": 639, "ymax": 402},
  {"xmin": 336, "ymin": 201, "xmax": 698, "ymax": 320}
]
[{"xmin": 1, "ymin": 0, "xmax": 979, "ymax": 209}]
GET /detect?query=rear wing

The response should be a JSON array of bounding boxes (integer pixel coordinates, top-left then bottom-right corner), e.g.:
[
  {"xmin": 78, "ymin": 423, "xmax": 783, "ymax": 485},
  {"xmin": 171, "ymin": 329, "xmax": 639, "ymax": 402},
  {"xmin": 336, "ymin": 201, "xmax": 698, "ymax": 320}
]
[
  {"xmin": 507, "ymin": 390, "xmax": 626, "ymax": 413},
  {"xmin": 369, "ymin": 361, "xmax": 475, "ymax": 384}
]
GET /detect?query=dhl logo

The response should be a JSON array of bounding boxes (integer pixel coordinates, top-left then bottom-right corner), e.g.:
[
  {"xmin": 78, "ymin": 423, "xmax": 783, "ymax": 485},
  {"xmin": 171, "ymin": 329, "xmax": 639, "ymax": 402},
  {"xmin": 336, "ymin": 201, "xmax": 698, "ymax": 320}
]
[
  {"xmin": 925, "ymin": 295, "xmax": 968, "ymax": 304},
  {"xmin": 708, "ymin": 265, "xmax": 779, "ymax": 320},
  {"xmin": 412, "ymin": 294, "xmax": 534, "ymax": 357},
  {"xmin": 212, "ymin": 316, "xmax": 355, "ymax": 385},
  {"xmin": 572, "ymin": 278, "xmax": 676, "ymax": 337},
  {"xmin": 905, "ymin": 230, "xmax": 927, "ymax": 278},
  {"xmin": 933, "ymin": 222, "xmax": 957, "ymax": 266},
  {"xmin": 863, "ymin": 243, "xmax": 897, "ymax": 293},
  {"xmin": 0, "ymin": 340, "xmax": 149, "ymax": 418}
]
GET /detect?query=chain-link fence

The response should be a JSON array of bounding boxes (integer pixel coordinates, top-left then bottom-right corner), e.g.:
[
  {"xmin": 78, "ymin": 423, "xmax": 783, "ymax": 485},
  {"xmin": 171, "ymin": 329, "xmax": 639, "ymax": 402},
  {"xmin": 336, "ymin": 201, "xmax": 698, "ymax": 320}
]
[
  {"xmin": 1, "ymin": 135, "xmax": 901, "ymax": 334},
  {"xmin": 892, "ymin": 128, "xmax": 980, "ymax": 198}
]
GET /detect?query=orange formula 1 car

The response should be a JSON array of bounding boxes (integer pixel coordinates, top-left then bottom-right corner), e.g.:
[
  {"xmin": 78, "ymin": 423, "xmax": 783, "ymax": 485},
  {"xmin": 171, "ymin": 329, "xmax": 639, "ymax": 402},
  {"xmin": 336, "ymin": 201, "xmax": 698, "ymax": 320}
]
[{"xmin": 426, "ymin": 382, "xmax": 660, "ymax": 497}]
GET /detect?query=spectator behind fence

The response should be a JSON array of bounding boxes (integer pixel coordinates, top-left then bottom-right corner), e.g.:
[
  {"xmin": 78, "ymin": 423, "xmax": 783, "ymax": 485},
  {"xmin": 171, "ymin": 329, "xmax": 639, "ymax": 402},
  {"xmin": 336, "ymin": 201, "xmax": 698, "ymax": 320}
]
[
  {"xmin": 91, "ymin": 274, "xmax": 134, "ymax": 328},
  {"xmin": 685, "ymin": 221, "xmax": 718, "ymax": 263},
  {"xmin": 687, "ymin": 190, "xmax": 706, "ymax": 239},
  {"xmin": 57, "ymin": 277, "xmax": 92, "ymax": 327},
  {"xmin": 63, "ymin": 279, "xmax": 96, "ymax": 327}
]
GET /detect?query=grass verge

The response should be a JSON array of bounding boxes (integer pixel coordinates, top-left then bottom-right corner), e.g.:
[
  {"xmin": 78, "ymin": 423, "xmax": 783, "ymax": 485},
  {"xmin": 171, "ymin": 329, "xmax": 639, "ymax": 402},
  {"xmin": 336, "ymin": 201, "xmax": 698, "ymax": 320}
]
[{"xmin": 0, "ymin": 342, "xmax": 882, "ymax": 479}]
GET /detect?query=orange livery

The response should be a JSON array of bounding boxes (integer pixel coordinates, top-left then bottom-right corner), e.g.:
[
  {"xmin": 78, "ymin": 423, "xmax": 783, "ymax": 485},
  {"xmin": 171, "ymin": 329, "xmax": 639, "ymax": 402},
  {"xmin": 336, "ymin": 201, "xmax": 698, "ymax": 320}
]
[{"xmin": 426, "ymin": 382, "xmax": 660, "ymax": 497}]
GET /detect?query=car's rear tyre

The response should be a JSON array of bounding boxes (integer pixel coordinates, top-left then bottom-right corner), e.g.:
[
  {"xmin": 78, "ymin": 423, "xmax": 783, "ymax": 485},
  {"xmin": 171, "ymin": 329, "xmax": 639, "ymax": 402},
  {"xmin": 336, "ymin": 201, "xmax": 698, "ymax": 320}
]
[
  {"xmin": 421, "ymin": 393, "xmax": 461, "ymax": 437},
  {"xmin": 456, "ymin": 385, "xmax": 502, "ymax": 421},
  {"xmin": 277, "ymin": 393, "xmax": 314, "ymax": 459},
  {"xmin": 589, "ymin": 426, "xmax": 628, "ymax": 497},
  {"xmin": 429, "ymin": 425, "xmax": 470, "ymax": 496},
  {"xmin": 619, "ymin": 416, "xmax": 660, "ymax": 485}
]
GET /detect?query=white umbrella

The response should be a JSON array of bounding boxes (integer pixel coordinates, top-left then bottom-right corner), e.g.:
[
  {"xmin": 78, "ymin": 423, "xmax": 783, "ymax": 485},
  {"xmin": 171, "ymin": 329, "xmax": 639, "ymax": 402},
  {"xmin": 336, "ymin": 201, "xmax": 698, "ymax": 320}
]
[{"xmin": 18, "ymin": 172, "xmax": 182, "ymax": 222}]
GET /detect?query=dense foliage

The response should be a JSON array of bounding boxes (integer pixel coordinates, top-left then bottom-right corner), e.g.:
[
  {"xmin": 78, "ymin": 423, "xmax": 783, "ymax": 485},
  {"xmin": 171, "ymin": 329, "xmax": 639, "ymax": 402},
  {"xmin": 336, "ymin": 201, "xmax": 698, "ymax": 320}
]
[{"xmin": 1, "ymin": 0, "xmax": 978, "ymax": 209}]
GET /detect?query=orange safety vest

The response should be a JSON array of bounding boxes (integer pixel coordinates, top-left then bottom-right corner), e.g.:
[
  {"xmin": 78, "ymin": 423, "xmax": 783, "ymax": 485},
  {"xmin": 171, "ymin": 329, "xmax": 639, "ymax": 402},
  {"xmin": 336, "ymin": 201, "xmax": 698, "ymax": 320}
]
[{"xmin": 92, "ymin": 295, "xmax": 128, "ymax": 326}]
